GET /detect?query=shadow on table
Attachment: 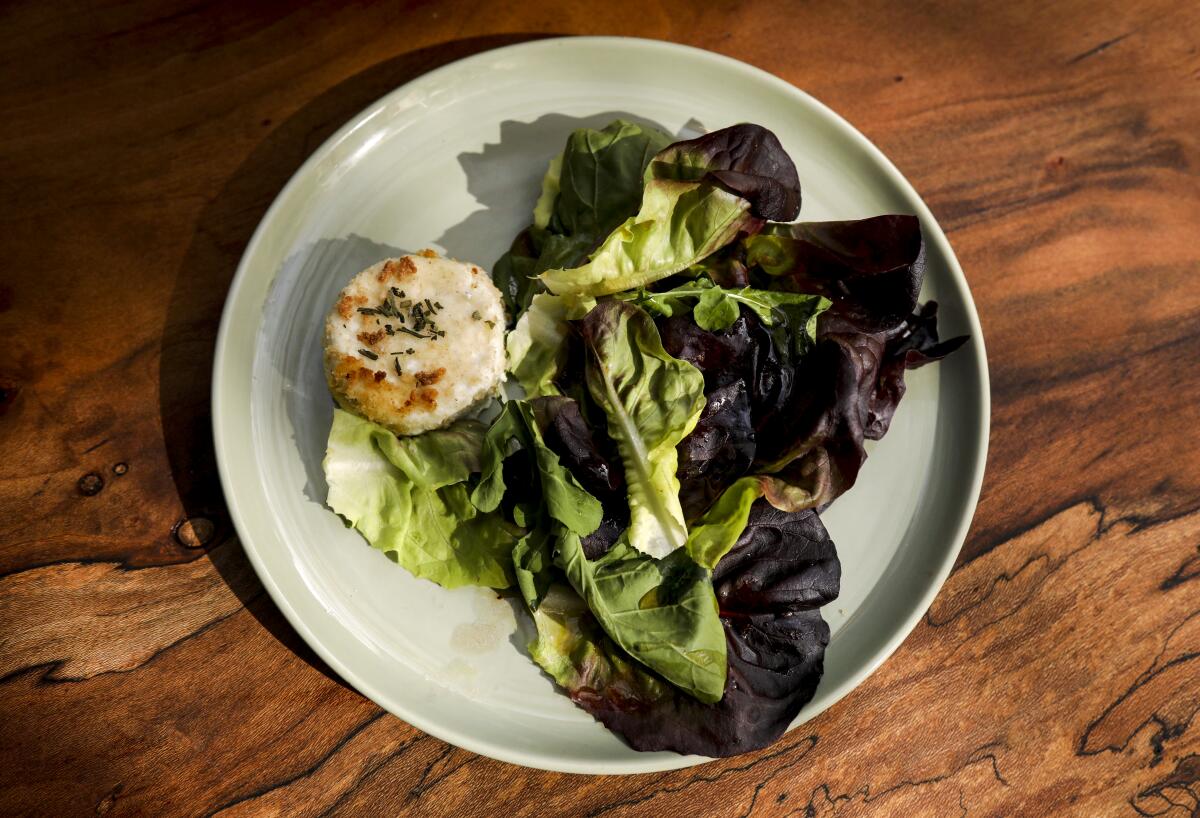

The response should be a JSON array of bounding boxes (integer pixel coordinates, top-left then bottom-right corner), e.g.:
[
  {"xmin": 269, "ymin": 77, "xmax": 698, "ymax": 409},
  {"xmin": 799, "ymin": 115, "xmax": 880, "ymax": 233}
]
[{"xmin": 157, "ymin": 33, "xmax": 557, "ymax": 689}]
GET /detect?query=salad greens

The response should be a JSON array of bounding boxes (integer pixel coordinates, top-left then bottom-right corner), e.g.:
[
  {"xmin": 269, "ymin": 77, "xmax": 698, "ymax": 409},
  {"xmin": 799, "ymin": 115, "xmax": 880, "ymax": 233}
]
[
  {"xmin": 505, "ymin": 293, "xmax": 567, "ymax": 398},
  {"xmin": 324, "ymin": 119, "xmax": 967, "ymax": 758},
  {"xmin": 472, "ymin": 399, "xmax": 602, "ymax": 609}
]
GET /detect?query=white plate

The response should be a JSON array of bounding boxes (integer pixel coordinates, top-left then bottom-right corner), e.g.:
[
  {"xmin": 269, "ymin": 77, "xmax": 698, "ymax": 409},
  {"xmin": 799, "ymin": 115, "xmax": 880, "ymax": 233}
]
[{"xmin": 213, "ymin": 36, "xmax": 989, "ymax": 774}]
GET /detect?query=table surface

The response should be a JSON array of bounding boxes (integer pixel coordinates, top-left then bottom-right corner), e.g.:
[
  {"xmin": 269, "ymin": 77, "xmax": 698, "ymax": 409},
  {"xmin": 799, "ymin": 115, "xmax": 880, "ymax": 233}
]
[{"xmin": 3, "ymin": 1, "xmax": 1199, "ymax": 815}]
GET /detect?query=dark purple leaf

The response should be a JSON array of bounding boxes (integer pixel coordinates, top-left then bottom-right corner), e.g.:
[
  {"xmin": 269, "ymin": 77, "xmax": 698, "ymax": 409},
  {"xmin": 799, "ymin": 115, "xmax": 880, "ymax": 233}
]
[
  {"xmin": 677, "ymin": 381, "xmax": 756, "ymax": 520},
  {"xmin": 651, "ymin": 124, "xmax": 802, "ymax": 221},
  {"xmin": 758, "ymin": 301, "xmax": 968, "ymax": 511},
  {"xmin": 532, "ymin": 396, "xmax": 622, "ymax": 496},
  {"xmin": 747, "ymin": 215, "xmax": 925, "ymax": 332},
  {"xmin": 660, "ymin": 313, "xmax": 795, "ymax": 435}
]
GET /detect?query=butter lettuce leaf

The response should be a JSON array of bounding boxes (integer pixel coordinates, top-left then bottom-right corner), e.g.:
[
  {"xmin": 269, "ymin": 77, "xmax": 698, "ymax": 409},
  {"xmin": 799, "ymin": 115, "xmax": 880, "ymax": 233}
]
[
  {"xmin": 532, "ymin": 154, "xmax": 562, "ymax": 230},
  {"xmin": 506, "ymin": 293, "xmax": 568, "ymax": 398},
  {"xmin": 324, "ymin": 409, "xmax": 515, "ymax": 589},
  {"xmin": 647, "ymin": 123, "xmax": 802, "ymax": 222},
  {"xmin": 540, "ymin": 179, "xmax": 755, "ymax": 297},
  {"xmin": 683, "ymin": 476, "xmax": 764, "ymax": 569},
  {"xmin": 539, "ymin": 123, "xmax": 804, "ymax": 297},
  {"xmin": 579, "ymin": 301, "xmax": 706, "ymax": 558}
]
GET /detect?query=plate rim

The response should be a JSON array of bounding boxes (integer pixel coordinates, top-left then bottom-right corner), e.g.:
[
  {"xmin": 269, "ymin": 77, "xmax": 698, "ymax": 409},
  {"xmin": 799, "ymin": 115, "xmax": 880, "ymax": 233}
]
[{"xmin": 212, "ymin": 35, "xmax": 991, "ymax": 774}]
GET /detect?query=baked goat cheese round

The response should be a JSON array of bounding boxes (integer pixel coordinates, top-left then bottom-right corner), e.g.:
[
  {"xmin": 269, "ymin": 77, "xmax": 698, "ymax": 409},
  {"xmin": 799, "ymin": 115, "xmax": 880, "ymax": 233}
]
[{"xmin": 323, "ymin": 252, "xmax": 506, "ymax": 436}]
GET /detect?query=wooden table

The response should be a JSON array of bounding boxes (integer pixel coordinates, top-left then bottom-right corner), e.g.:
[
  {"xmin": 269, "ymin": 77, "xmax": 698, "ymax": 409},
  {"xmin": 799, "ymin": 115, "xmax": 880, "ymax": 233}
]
[{"xmin": 3, "ymin": 1, "xmax": 1198, "ymax": 814}]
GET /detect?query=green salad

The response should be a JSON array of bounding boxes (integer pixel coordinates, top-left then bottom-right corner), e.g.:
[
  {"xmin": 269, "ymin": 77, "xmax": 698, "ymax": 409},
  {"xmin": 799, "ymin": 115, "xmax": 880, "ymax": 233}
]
[{"xmin": 323, "ymin": 120, "xmax": 966, "ymax": 756}]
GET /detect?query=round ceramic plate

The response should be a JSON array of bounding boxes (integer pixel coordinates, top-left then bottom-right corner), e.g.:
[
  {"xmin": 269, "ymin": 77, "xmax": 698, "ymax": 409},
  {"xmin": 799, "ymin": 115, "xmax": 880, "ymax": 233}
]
[{"xmin": 213, "ymin": 36, "xmax": 989, "ymax": 774}]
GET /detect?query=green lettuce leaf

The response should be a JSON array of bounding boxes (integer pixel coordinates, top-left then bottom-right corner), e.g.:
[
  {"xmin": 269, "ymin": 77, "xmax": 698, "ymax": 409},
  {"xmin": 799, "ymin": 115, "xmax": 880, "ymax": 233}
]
[
  {"xmin": 556, "ymin": 532, "xmax": 727, "ymax": 703},
  {"xmin": 529, "ymin": 585, "xmax": 670, "ymax": 705},
  {"xmin": 505, "ymin": 293, "xmax": 568, "ymax": 398},
  {"xmin": 540, "ymin": 179, "xmax": 755, "ymax": 297},
  {"xmin": 579, "ymin": 301, "xmax": 706, "ymax": 558},
  {"xmin": 683, "ymin": 476, "xmax": 764, "ymax": 569},
  {"xmin": 539, "ymin": 123, "xmax": 810, "ymax": 298},
  {"xmin": 324, "ymin": 409, "xmax": 515, "ymax": 589}
]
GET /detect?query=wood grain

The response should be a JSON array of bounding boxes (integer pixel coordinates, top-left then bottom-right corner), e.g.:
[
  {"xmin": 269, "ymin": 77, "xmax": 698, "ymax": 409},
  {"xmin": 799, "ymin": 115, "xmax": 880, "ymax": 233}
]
[{"xmin": 1, "ymin": 0, "xmax": 1198, "ymax": 815}]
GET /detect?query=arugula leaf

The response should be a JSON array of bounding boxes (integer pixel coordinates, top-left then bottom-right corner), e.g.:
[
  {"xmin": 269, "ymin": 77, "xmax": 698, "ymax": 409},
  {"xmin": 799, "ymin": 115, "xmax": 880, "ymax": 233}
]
[
  {"xmin": 555, "ymin": 531, "xmax": 727, "ymax": 703},
  {"xmin": 472, "ymin": 400, "xmax": 603, "ymax": 610},
  {"xmin": 324, "ymin": 409, "xmax": 516, "ymax": 589},
  {"xmin": 694, "ymin": 285, "xmax": 741, "ymax": 329},
  {"xmin": 512, "ymin": 524, "xmax": 556, "ymax": 613},
  {"xmin": 472, "ymin": 401, "xmax": 601, "ymax": 538},
  {"xmin": 578, "ymin": 301, "xmax": 706, "ymax": 559},
  {"xmin": 619, "ymin": 278, "xmax": 829, "ymax": 335}
]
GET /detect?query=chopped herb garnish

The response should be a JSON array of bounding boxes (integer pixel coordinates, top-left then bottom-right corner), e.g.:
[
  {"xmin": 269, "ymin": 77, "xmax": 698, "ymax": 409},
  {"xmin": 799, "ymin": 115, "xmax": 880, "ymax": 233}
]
[
  {"xmin": 471, "ymin": 310, "xmax": 481, "ymax": 321},
  {"xmin": 397, "ymin": 326, "xmax": 431, "ymax": 339},
  {"xmin": 484, "ymin": 320, "xmax": 496, "ymax": 329},
  {"xmin": 357, "ymin": 307, "xmax": 378, "ymax": 316},
  {"xmin": 394, "ymin": 359, "xmax": 403, "ymax": 377},
  {"xmin": 424, "ymin": 298, "xmax": 435, "ymax": 314},
  {"xmin": 434, "ymin": 301, "xmax": 443, "ymax": 310},
  {"xmin": 385, "ymin": 324, "xmax": 394, "ymax": 335},
  {"xmin": 390, "ymin": 286, "xmax": 403, "ymax": 297},
  {"xmin": 406, "ymin": 347, "xmax": 414, "ymax": 354},
  {"xmin": 358, "ymin": 348, "xmax": 379, "ymax": 360}
]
